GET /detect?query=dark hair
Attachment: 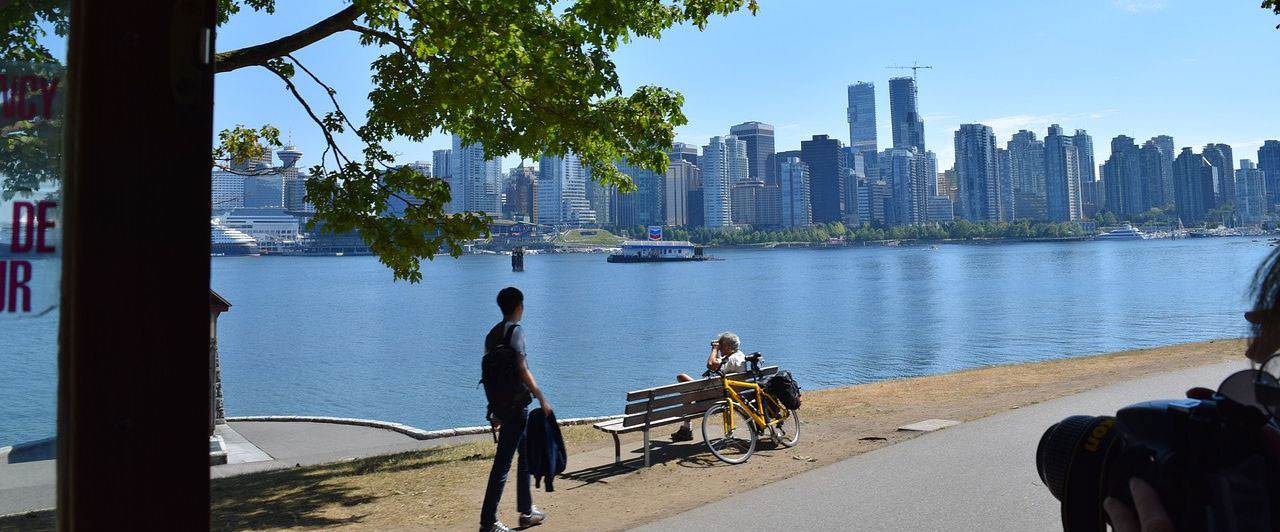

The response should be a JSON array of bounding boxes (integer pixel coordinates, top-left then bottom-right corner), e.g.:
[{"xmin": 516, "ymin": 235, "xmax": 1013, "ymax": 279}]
[
  {"xmin": 1250, "ymin": 248, "xmax": 1280, "ymax": 341},
  {"xmin": 497, "ymin": 287, "xmax": 523, "ymax": 317}
]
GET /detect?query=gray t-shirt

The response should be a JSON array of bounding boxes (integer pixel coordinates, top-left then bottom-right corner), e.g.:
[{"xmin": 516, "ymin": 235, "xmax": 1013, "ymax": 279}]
[{"xmin": 485, "ymin": 320, "xmax": 525, "ymax": 357}]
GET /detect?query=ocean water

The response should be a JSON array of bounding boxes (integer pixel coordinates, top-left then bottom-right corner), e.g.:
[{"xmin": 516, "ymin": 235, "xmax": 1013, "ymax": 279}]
[{"xmin": 1, "ymin": 237, "xmax": 1273, "ymax": 444}]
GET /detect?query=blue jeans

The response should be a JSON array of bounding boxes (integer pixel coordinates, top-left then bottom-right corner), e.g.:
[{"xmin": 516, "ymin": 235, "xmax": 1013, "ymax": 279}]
[{"xmin": 480, "ymin": 408, "xmax": 531, "ymax": 528}]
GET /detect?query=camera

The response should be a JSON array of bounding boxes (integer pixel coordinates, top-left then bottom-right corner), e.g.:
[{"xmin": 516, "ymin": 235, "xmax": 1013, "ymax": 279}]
[{"xmin": 1036, "ymin": 394, "xmax": 1279, "ymax": 531}]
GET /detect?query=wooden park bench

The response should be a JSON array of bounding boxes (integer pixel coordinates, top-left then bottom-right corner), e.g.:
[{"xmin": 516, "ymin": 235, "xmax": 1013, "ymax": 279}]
[{"xmin": 593, "ymin": 366, "xmax": 778, "ymax": 468}]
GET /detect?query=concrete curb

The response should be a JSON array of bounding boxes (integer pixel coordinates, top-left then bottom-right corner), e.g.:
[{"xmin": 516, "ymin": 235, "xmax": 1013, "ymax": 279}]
[{"xmin": 224, "ymin": 414, "xmax": 623, "ymax": 441}]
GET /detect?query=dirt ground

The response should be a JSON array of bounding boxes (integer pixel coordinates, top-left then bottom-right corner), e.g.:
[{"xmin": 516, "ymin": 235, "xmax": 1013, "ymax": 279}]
[{"xmin": 0, "ymin": 339, "xmax": 1246, "ymax": 531}]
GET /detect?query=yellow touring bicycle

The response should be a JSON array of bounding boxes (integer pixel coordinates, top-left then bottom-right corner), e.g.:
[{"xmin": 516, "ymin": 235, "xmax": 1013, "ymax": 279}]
[{"xmin": 701, "ymin": 353, "xmax": 800, "ymax": 464}]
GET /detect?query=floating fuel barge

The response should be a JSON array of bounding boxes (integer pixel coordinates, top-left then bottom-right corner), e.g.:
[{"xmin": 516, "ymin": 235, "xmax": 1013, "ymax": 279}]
[{"xmin": 607, "ymin": 240, "xmax": 715, "ymax": 263}]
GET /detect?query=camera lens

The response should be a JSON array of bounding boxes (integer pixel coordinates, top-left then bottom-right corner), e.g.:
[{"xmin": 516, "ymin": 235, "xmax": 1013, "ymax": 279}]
[{"xmin": 1036, "ymin": 415, "xmax": 1123, "ymax": 532}]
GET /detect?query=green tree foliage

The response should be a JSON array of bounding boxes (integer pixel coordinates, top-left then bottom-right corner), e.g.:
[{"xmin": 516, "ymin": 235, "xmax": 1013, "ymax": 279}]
[{"xmin": 642, "ymin": 220, "xmax": 1091, "ymax": 246}]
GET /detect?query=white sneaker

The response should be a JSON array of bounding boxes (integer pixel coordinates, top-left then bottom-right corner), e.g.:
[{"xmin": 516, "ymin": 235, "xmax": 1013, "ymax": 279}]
[{"xmin": 519, "ymin": 506, "xmax": 546, "ymax": 527}]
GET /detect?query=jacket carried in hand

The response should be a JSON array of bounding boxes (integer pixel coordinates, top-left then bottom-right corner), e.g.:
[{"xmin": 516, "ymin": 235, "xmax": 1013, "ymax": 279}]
[{"xmin": 525, "ymin": 409, "xmax": 567, "ymax": 492}]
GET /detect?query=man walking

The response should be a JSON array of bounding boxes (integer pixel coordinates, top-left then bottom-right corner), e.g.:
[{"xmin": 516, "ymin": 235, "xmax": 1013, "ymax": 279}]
[{"xmin": 480, "ymin": 287, "xmax": 552, "ymax": 532}]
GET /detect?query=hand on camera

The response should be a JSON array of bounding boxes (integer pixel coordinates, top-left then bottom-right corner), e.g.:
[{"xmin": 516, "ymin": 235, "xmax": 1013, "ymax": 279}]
[{"xmin": 1104, "ymin": 478, "xmax": 1175, "ymax": 532}]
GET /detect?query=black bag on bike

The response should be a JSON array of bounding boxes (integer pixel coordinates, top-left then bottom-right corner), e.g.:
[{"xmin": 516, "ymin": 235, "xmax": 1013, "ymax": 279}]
[
  {"xmin": 480, "ymin": 323, "xmax": 532, "ymax": 419},
  {"xmin": 765, "ymin": 370, "xmax": 803, "ymax": 410}
]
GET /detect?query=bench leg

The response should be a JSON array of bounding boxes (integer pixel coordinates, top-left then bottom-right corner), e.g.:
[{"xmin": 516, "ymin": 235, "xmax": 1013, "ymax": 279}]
[
  {"xmin": 643, "ymin": 429, "xmax": 651, "ymax": 468},
  {"xmin": 612, "ymin": 433, "xmax": 621, "ymax": 465}
]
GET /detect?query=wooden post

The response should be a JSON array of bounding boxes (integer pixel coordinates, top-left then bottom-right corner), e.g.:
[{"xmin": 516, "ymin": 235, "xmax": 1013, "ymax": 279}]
[{"xmin": 59, "ymin": 0, "xmax": 215, "ymax": 529}]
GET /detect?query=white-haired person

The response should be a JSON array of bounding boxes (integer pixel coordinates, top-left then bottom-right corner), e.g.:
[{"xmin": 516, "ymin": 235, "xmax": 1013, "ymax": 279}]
[{"xmin": 670, "ymin": 332, "xmax": 749, "ymax": 442}]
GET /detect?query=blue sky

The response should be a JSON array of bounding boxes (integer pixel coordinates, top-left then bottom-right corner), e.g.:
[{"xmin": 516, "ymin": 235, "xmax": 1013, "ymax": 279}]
[{"xmin": 213, "ymin": 0, "xmax": 1280, "ymax": 173}]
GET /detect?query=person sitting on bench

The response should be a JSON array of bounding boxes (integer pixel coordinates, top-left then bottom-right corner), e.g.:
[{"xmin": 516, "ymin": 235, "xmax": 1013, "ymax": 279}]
[{"xmin": 671, "ymin": 332, "xmax": 748, "ymax": 442}]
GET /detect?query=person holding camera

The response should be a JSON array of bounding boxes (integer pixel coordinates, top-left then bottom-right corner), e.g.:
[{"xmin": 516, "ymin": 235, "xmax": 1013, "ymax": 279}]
[
  {"xmin": 670, "ymin": 332, "xmax": 748, "ymax": 442},
  {"xmin": 1051, "ymin": 250, "xmax": 1280, "ymax": 532}
]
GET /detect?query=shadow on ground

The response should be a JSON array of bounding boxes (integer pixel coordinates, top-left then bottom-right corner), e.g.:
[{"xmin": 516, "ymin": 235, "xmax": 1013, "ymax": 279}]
[{"xmin": 211, "ymin": 444, "xmax": 489, "ymax": 530}]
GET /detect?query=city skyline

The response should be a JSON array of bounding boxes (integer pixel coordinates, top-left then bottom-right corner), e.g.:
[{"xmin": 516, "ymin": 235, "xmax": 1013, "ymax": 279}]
[{"xmin": 211, "ymin": 1, "xmax": 1280, "ymax": 174}]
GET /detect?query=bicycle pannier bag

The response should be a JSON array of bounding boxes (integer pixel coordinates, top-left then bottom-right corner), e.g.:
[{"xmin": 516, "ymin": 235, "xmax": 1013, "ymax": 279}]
[{"xmin": 766, "ymin": 370, "xmax": 803, "ymax": 410}]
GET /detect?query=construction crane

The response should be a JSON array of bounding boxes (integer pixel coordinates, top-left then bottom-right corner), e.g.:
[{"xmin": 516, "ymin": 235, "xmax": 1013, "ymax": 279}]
[{"xmin": 887, "ymin": 61, "xmax": 933, "ymax": 80}]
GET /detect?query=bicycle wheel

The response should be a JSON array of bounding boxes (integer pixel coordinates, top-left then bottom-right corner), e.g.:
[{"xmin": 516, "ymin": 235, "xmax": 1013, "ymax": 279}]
[
  {"xmin": 769, "ymin": 405, "xmax": 800, "ymax": 448},
  {"xmin": 702, "ymin": 401, "xmax": 757, "ymax": 464}
]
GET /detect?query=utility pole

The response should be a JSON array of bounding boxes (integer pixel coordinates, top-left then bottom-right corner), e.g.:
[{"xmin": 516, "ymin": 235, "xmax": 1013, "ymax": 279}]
[{"xmin": 887, "ymin": 61, "xmax": 933, "ymax": 80}]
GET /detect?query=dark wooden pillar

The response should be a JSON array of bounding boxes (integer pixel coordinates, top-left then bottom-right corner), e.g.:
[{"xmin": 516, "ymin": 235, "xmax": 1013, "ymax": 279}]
[{"xmin": 59, "ymin": 0, "xmax": 215, "ymax": 529}]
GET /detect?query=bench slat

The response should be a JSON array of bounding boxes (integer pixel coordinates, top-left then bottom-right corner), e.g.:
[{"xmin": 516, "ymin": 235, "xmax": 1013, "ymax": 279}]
[
  {"xmin": 600, "ymin": 411, "xmax": 705, "ymax": 433},
  {"xmin": 624, "ymin": 366, "xmax": 777, "ymax": 401},
  {"xmin": 622, "ymin": 387, "xmax": 724, "ymax": 415},
  {"xmin": 621, "ymin": 390, "xmax": 758, "ymax": 428}
]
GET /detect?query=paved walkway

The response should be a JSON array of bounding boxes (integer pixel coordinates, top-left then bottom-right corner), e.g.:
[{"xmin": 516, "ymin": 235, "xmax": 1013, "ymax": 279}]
[{"xmin": 635, "ymin": 359, "xmax": 1248, "ymax": 531}]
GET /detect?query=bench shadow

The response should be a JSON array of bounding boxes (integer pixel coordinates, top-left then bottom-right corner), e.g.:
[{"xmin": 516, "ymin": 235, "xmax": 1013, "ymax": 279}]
[
  {"xmin": 560, "ymin": 439, "xmax": 720, "ymax": 486},
  {"xmin": 210, "ymin": 444, "xmax": 486, "ymax": 530}
]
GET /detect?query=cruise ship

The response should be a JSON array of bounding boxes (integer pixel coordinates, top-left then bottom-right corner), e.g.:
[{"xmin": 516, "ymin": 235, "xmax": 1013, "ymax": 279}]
[
  {"xmin": 211, "ymin": 221, "xmax": 260, "ymax": 256},
  {"xmin": 1095, "ymin": 224, "xmax": 1148, "ymax": 241}
]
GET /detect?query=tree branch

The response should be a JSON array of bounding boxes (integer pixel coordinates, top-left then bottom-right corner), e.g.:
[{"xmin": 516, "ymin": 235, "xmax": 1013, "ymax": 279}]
[
  {"xmin": 215, "ymin": 5, "xmax": 361, "ymax": 73},
  {"xmin": 262, "ymin": 64, "xmax": 352, "ymax": 167}
]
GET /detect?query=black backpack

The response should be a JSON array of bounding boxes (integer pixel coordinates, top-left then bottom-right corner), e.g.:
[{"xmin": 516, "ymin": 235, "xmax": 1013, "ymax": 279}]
[
  {"xmin": 765, "ymin": 370, "xmax": 803, "ymax": 410},
  {"xmin": 481, "ymin": 323, "xmax": 532, "ymax": 420}
]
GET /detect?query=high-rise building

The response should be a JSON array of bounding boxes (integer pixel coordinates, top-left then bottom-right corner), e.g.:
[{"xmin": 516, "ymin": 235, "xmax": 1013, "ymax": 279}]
[
  {"xmin": 800, "ymin": 135, "xmax": 847, "ymax": 224},
  {"xmin": 953, "ymin": 124, "xmax": 1001, "ymax": 222},
  {"xmin": 432, "ymin": 149, "xmax": 451, "ymax": 179},
  {"xmin": 1238, "ymin": 160, "xmax": 1266, "ymax": 225},
  {"xmin": 1044, "ymin": 124, "xmax": 1082, "ymax": 221},
  {"xmin": 996, "ymin": 147, "xmax": 1014, "ymax": 221},
  {"xmin": 1007, "ymin": 130, "xmax": 1046, "ymax": 220},
  {"xmin": 1260, "ymin": 140, "xmax": 1280, "ymax": 211},
  {"xmin": 1102, "ymin": 135, "xmax": 1144, "ymax": 218},
  {"xmin": 670, "ymin": 142, "xmax": 700, "ymax": 166},
  {"xmin": 926, "ymin": 195, "xmax": 954, "ymax": 222},
  {"xmin": 450, "ymin": 135, "xmax": 502, "ymax": 215},
  {"xmin": 1073, "ymin": 130, "xmax": 1096, "ymax": 187},
  {"xmin": 888, "ymin": 77, "xmax": 925, "ymax": 153},
  {"xmin": 881, "ymin": 148, "xmax": 925, "ymax": 225},
  {"xmin": 701, "ymin": 136, "xmax": 742, "ymax": 227},
  {"xmin": 846, "ymin": 82, "xmax": 878, "ymax": 179},
  {"xmin": 664, "ymin": 159, "xmax": 694, "ymax": 227},
  {"xmin": 1172, "ymin": 147, "xmax": 1217, "ymax": 225},
  {"xmin": 729, "ymin": 122, "xmax": 775, "ymax": 183},
  {"xmin": 503, "ymin": 165, "xmax": 537, "ymax": 222},
  {"xmin": 1139, "ymin": 140, "xmax": 1170, "ymax": 210},
  {"xmin": 211, "ymin": 169, "xmax": 245, "ymax": 212},
  {"xmin": 1202, "ymin": 143, "xmax": 1235, "ymax": 208},
  {"xmin": 1150, "ymin": 135, "xmax": 1176, "ymax": 205},
  {"xmin": 778, "ymin": 156, "xmax": 811, "ymax": 228},
  {"xmin": 614, "ymin": 160, "xmax": 665, "ymax": 228},
  {"xmin": 537, "ymin": 152, "xmax": 592, "ymax": 226},
  {"xmin": 730, "ymin": 179, "xmax": 766, "ymax": 226}
]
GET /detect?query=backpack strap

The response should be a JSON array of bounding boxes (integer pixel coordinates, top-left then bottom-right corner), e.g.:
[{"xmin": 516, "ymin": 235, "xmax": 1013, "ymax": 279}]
[{"xmin": 502, "ymin": 322, "xmax": 519, "ymax": 346}]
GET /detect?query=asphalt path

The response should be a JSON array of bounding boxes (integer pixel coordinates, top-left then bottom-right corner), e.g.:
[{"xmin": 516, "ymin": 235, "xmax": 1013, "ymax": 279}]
[{"xmin": 635, "ymin": 359, "xmax": 1249, "ymax": 532}]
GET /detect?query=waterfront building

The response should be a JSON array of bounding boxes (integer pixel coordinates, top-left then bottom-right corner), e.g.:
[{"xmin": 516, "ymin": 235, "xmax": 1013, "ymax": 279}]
[
  {"xmin": 1202, "ymin": 143, "xmax": 1235, "ymax": 208},
  {"xmin": 664, "ymin": 159, "xmax": 694, "ymax": 226},
  {"xmin": 701, "ymin": 135, "xmax": 744, "ymax": 227},
  {"xmin": 954, "ymin": 124, "xmax": 1002, "ymax": 222},
  {"xmin": 1237, "ymin": 159, "xmax": 1267, "ymax": 225},
  {"xmin": 1260, "ymin": 140, "xmax": 1280, "ymax": 211},
  {"xmin": 432, "ymin": 149, "xmax": 451, "ymax": 179},
  {"xmin": 537, "ymin": 152, "xmax": 592, "ymax": 226},
  {"xmin": 778, "ymin": 156, "xmax": 812, "ymax": 228},
  {"xmin": 1015, "ymin": 192, "xmax": 1047, "ymax": 221},
  {"xmin": 503, "ymin": 165, "xmax": 537, "ymax": 222},
  {"xmin": 1102, "ymin": 135, "xmax": 1144, "ymax": 218},
  {"xmin": 1150, "ymin": 135, "xmax": 1177, "ymax": 205},
  {"xmin": 1139, "ymin": 140, "xmax": 1170, "ymax": 210},
  {"xmin": 866, "ymin": 179, "xmax": 893, "ymax": 226},
  {"xmin": 800, "ymin": 134, "xmax": 847, "ymax": 224},
  {"xmin": 881, "ymin": 147, "xmax": 925, "ymax": 225},
  {"xmin": 1073, "ymin": 129, "xmax": 1097, "ymax": 188},
  {"xmin": 243, "ymin": 172, "xmax": 284, "ymax": 209},
  {"xmin": 926, "ymin": 195, "xmax": 954, "ymax": 222},
  {"xmin": 888, "ymin": 76, "xmax": 925, "ymax": 152},
  {"xmin": 450, "ymin": 135, "xmax": 503, "ymax": 216},
  {"xmin": 729, "ymin": 121, "xmax": 775, "ymax": 183},
  {"xmin": 670, "ymin": 142, "xmax": 700, "ymax": 167},
  {"xmin": 615, "ymin": 160, "xmax": 665, "ymax": 228},
  {"xmin": 942, "ymin": 168, "xmax": 958, "ymax": 202},
  {"xmin": 730, "ymin": 178, "xmax": 766, "ymax": 226},
  {"xmin": 996, "ymin": 147, "xmax": 1014, "ymax": 221},
  {"xmin": 1044, "ymin": 124, "xmax": 1082, "ymax": 221},
  {"xmin": 1172, "ymin": 147, "xmax": 1218, "ymax": 225},
  {"xmin": 277, "ymin": 145, "xmax": 313, "ymax": 214},
  {"xmin": 847, "ymin": 81, "xmax": 879, "ymax": 179},
  {"xmin": 211, "ymin": 168, "xmax": 245, "ymax": 213},
  {"xmin": 1007, "ymin": 130, "xmax": 1046, "ymax": 220}
]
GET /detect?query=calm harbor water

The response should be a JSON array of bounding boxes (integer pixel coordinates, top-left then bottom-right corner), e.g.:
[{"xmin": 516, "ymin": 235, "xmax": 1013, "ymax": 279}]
[{"xmin": 1, "ymin": 237, "xmax": 1273, "ymax": 444}]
